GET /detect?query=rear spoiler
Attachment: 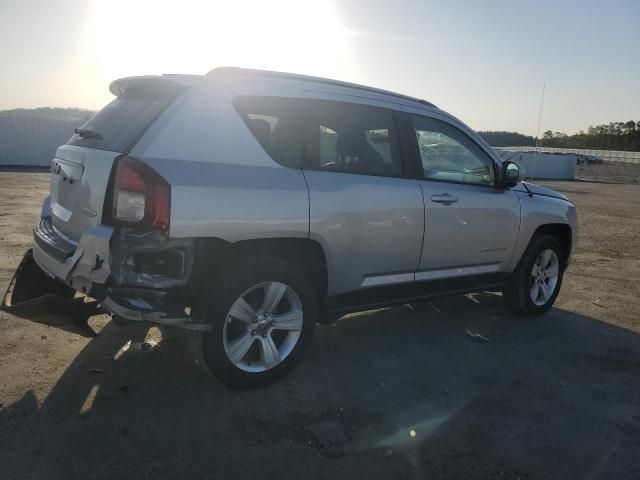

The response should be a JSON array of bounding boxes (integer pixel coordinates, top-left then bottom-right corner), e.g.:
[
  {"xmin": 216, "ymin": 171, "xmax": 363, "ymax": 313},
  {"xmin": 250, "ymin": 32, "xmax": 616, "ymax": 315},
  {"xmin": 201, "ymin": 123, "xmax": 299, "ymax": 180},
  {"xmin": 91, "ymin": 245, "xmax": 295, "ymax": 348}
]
[{"xmin": 109, "ymin": 74, "xmax": 202, "ymax": 97}]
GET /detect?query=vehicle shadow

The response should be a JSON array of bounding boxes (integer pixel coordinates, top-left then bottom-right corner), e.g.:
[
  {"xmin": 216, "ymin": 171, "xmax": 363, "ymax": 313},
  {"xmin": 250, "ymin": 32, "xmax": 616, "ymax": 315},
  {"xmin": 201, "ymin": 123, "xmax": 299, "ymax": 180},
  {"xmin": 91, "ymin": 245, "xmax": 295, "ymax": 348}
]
[{"xmin": 2, "ymin": 293, "xmax": 640, "ymax": 479}]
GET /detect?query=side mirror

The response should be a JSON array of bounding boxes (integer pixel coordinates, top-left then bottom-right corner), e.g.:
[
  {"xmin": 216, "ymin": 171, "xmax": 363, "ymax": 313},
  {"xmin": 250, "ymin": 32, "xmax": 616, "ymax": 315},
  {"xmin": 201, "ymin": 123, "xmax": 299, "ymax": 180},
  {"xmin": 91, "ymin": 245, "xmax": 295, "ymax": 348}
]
[{"xmin": 500, "ymin": 161, "xmax": 524, "ymax": 187}]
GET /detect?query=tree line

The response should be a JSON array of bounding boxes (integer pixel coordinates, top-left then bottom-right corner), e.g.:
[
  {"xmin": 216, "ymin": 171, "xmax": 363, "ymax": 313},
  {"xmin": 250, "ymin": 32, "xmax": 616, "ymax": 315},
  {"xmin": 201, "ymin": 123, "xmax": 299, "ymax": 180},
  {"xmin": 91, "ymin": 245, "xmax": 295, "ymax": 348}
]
[{"xmin": 479, "ymin": 120, "xmax": 640, "ymax": 151}]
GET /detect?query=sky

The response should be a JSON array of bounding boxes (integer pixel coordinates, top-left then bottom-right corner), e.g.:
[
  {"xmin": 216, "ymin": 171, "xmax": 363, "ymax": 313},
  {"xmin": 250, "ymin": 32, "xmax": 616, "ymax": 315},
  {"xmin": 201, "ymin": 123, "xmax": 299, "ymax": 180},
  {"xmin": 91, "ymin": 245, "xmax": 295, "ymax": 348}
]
[{"xmin": 0, "ymin": 0, "xmax": 638, "ymax": 136}]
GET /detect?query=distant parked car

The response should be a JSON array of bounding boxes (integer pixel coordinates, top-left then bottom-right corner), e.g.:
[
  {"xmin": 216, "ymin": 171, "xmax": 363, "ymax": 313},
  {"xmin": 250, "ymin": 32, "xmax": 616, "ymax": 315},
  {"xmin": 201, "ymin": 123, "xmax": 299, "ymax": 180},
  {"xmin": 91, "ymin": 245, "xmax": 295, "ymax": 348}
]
[{"xmin": 9, "ymin": 68, "xmax": 578, "ymax": 388}]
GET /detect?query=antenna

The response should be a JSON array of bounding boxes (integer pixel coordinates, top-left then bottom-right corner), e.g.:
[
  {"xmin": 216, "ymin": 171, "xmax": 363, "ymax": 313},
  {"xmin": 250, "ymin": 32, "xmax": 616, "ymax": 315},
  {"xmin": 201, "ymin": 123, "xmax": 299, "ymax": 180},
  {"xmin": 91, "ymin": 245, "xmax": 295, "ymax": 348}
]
[{"xmin": 531, "ymin": 82, "xmax": 546, "ymax": 181}]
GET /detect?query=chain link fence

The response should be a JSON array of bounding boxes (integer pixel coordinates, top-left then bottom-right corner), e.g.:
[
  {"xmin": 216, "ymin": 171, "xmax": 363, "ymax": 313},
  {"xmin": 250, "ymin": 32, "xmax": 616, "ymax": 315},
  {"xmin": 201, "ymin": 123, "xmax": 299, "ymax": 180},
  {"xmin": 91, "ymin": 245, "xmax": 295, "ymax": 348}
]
[{"xmin": 497, "ymin": 146, "xmax": 640, "ymax": 183}]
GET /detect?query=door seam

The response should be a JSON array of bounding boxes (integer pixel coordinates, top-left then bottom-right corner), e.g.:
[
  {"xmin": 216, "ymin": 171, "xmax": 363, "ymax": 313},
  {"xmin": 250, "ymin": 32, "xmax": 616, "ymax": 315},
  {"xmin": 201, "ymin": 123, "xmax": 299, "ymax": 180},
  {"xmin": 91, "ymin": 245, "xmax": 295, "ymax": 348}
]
[{"xmin": 416, "ymin": 181, "xmax": 427, "ymax": 273}]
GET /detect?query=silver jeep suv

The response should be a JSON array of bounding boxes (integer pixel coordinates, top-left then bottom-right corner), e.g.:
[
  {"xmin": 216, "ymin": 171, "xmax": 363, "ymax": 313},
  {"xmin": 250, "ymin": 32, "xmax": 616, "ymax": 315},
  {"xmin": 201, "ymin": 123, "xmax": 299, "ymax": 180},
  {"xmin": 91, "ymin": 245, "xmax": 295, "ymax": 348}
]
[{"xmin": 19, "ymin": 68, "xmax": 578, "ymax": 387}]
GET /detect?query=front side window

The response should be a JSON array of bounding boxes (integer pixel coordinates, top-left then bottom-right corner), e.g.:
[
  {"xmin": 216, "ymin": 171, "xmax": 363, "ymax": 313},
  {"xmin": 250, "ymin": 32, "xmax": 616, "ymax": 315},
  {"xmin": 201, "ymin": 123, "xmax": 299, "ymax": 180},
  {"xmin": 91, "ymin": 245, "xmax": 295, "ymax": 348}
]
[{"xmin": 412, "ymin": 115, "xmax": 495, "ymax": 186}]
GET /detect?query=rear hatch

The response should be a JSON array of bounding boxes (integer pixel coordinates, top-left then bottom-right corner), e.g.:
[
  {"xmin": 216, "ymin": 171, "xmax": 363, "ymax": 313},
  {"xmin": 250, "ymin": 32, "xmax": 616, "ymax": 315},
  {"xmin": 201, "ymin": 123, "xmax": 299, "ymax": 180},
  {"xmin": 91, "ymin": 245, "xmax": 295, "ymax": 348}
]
[{"xmin": 49, "ymin": 76, "xmax": 190, "ymax": 242}]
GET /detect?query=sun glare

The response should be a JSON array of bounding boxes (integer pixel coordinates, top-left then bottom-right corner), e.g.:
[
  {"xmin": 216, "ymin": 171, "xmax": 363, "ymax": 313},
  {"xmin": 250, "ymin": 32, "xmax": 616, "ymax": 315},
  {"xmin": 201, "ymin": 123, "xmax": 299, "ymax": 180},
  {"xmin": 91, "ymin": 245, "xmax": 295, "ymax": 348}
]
[{"xmin": 86, "ymin": 0, "xmax": 353, "ymax": 100}]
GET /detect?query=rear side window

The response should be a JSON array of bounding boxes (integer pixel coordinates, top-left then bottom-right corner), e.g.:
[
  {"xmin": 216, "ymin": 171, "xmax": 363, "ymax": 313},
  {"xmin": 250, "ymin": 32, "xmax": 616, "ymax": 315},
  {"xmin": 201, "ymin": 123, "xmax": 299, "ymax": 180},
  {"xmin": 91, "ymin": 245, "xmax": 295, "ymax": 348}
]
[
  {"xmin": 67, "ymin": 88, "xmax": 178, "ymax": 153},
  {"xmin": 233, "ymin": 96, "xmax": 403, "ymax": 177},
  {"xmin": 307, "ymin": 102, "xmax": 402, "ymax": 177}
]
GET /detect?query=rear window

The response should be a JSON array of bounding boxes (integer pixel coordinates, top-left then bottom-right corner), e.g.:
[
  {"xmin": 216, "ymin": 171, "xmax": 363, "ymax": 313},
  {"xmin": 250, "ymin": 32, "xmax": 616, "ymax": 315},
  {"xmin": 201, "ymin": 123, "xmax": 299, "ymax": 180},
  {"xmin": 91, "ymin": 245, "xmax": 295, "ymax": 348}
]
[{"xmin": 67, "ymin": 87, "xmax": 178, "ymax": 153}]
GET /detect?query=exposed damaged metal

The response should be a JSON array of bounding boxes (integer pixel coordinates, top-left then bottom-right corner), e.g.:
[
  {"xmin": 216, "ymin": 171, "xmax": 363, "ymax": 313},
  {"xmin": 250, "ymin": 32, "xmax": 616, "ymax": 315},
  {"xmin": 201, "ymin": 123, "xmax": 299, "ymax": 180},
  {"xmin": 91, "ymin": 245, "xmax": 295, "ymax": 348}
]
[
  {"xmin": 109, "ymin": 228, "xmax": 195, "ymax": 289},
  {"xmin": 102, "ymin": 292, "xmax": 210, "ymax": 331}
]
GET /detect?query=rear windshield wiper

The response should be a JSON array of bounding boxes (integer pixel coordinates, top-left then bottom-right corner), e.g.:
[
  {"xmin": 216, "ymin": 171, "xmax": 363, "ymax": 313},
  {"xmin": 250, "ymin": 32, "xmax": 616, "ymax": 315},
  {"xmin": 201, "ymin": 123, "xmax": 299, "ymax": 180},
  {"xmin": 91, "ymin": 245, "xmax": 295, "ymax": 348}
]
[{"xmin": 74, "ymin": 128, "xmax": 103, "ymax": 140}]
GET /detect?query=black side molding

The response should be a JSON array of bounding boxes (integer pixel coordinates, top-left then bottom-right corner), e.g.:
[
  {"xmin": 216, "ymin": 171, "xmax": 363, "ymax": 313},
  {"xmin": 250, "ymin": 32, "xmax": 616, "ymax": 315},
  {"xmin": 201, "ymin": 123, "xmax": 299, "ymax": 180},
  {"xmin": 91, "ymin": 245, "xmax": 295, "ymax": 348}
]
[{"xmin": 327, "ymin": 272, "xmax": 507, "ymax": 317}]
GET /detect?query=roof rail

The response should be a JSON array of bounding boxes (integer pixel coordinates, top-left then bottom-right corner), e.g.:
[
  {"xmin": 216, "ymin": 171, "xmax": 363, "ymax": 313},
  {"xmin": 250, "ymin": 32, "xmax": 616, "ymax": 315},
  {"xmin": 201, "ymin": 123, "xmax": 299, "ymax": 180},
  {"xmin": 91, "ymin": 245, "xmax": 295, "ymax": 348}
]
[{"xmin": 207, "ymin": 67, "xmax": 437, "ymax": 109}]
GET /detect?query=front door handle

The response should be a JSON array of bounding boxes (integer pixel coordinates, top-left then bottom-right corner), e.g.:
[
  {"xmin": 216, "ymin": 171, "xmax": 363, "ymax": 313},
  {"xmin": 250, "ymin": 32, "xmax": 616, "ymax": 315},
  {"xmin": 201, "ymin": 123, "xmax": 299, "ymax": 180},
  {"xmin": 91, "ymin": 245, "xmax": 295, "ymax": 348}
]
[{"xmin": 431, "ymin": 194, "xmax": 458, "ymax": 205}]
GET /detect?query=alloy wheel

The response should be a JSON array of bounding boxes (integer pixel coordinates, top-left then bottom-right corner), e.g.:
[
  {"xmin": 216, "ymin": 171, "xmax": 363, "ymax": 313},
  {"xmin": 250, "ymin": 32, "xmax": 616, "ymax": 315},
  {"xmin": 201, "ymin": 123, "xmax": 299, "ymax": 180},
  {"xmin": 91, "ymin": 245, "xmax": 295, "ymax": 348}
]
[
  {"xmin": 529, "ymin": 249, "xmax": 560, "ymax": 306},
  {"xmin": 223, "ymin": 281, "xmax": 303, "ymax": 372}
]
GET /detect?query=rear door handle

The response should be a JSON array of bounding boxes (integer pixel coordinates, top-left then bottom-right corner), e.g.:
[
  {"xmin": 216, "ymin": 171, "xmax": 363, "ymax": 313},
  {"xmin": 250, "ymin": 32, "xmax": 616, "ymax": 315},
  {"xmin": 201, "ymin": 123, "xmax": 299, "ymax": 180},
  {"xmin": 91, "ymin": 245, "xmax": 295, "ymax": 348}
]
[{"xmin": 431, "ymin": 194, "xmax": 458, "ymax": 205}]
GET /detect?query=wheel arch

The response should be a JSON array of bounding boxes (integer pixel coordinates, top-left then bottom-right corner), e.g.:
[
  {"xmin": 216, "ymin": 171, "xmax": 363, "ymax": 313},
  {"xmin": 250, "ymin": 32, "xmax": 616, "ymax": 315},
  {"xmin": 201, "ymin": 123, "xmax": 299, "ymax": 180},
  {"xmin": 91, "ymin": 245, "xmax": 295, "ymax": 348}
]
[
  {"xmin": 187, "ymin": 236, "xmax": 329, "ymax": 320},
  {"xmin": 532, "ymin": 223, "xmax": 573, "ymax": 265}
]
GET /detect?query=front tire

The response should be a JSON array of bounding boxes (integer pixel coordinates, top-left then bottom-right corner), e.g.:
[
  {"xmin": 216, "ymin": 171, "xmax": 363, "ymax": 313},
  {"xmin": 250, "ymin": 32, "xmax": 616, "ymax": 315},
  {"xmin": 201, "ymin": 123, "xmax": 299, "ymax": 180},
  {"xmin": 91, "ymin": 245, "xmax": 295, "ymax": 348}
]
[
  {"xmin": 192, "ymin": 258, "xmax": 317, "ymax": 389},
  {"xmin": 504, "ymin": 234, "xmax": 565, "ymax": 316}
]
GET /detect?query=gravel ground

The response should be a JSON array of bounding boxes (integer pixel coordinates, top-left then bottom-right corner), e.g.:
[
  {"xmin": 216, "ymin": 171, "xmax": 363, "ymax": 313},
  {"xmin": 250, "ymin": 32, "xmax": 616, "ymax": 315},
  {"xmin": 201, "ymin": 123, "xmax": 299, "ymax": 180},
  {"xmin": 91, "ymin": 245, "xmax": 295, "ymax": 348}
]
[{"xmin": 1, "ymin": 172, "xmax": 639, "ymax": 479}]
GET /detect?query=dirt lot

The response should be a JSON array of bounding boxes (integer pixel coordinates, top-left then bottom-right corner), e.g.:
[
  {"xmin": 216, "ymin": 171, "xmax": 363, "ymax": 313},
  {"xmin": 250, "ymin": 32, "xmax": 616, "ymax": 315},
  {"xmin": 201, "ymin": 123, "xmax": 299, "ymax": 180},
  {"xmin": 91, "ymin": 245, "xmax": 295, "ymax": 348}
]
[{"xmin": 1, "ymin": 172, "xmax": 639, "ymax": 479}]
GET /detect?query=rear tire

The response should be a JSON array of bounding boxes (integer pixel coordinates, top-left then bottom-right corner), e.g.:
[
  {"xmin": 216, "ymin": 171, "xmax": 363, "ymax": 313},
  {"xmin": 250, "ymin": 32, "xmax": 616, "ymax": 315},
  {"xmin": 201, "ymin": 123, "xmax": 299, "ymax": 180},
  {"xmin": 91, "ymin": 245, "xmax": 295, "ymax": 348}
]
[
  {"xmin": 192, "ymin": 258, "xmax": 317, "ymax": 389},
  {"xmin": 504, "ymin": 234, "xmax": 565, "ymax": 316}
]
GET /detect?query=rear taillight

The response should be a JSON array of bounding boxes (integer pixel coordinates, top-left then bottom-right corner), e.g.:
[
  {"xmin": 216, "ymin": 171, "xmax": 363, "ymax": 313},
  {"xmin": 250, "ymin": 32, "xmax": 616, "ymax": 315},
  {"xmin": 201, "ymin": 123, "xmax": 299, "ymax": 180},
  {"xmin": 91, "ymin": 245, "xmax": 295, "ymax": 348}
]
[{"xmin": 106, "ymin": 156, "xmax": 170, "ymax": 230}]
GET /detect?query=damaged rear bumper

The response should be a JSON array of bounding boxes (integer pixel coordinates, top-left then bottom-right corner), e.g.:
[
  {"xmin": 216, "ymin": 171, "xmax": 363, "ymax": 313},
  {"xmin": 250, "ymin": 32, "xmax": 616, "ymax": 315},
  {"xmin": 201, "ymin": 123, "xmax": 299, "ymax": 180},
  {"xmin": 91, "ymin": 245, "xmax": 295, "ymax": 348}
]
[
  {"xmin": 21, "ymin": 201, "xmax": 210, "ymax": 331},
  {"xmin": 100, "ymin": 289, "xmax": 210, "ymax": 331},
  {"xmin": 32, "ymin": 217, "xmax": 112, "ymax": 294}
]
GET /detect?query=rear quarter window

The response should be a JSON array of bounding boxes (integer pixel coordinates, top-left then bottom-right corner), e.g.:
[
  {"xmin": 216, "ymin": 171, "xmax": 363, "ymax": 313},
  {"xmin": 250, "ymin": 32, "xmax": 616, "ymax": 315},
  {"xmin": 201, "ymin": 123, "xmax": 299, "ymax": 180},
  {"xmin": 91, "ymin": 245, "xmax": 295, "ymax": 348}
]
[{"xmin": 232, "ymin": 96, "xmax": 304, "ymax": 168}]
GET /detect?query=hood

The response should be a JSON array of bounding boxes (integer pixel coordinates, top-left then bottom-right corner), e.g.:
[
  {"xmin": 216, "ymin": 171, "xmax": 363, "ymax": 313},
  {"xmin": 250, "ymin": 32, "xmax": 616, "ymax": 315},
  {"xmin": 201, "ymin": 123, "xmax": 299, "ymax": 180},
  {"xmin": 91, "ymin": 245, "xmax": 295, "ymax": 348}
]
[{"xmin": 514, "ymin": 182, "xmax": 570, "ymax": 202}]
